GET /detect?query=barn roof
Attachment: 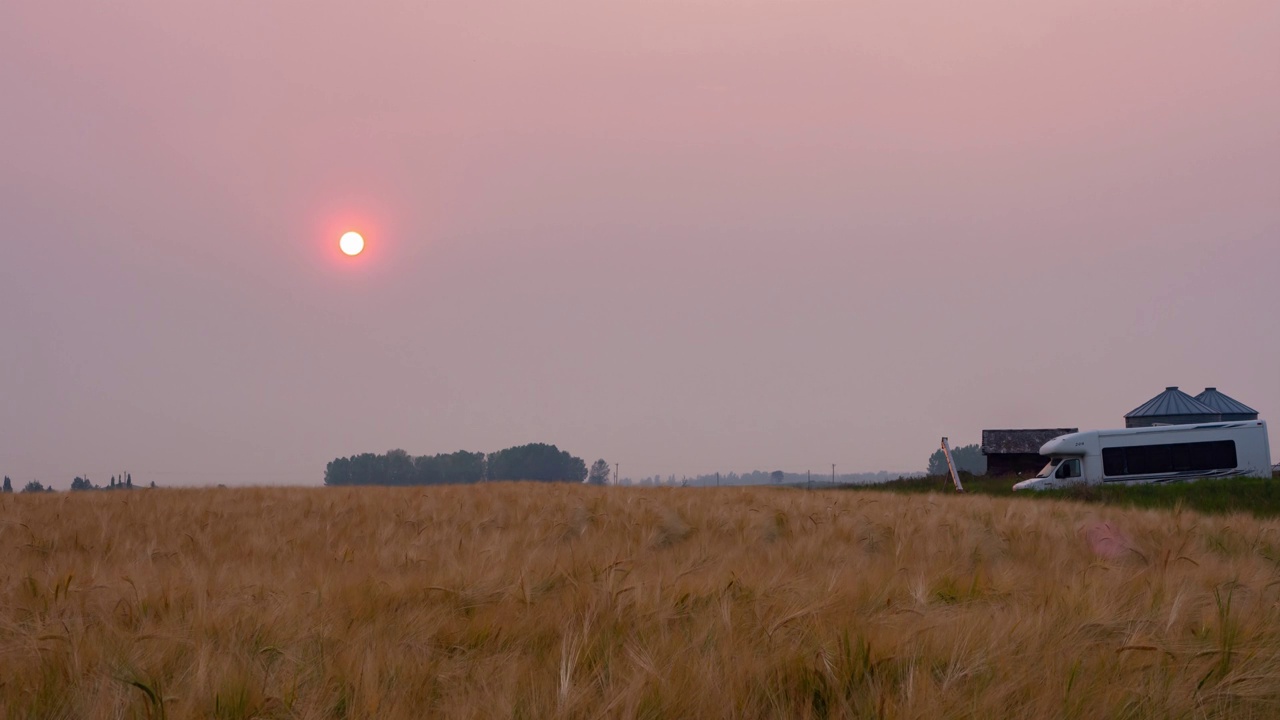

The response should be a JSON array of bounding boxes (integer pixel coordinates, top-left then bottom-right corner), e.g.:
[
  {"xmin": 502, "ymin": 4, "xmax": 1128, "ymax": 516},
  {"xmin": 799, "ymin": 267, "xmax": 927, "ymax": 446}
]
[
  {"xmin": 982, "ymin": 429, "xmax": 1078, "ymax": 455},
  {"xmin": 1124, "ymin": 387, "xmax": 1218, "ymax": 419},
  {"xmin": 1193, "ymin": 388, "xmax": 1258, "ymax": 416}
]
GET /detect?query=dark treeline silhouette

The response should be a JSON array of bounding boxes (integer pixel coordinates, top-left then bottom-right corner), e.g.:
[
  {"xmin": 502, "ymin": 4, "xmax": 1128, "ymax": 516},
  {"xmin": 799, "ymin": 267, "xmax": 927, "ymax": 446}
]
[
  {"xmin": 324, "ymin": 450, "xmax": 485, "ymax": 486},
  {"xmin": 626, "ymin": 469, "xmax": 922, "ymax": 487},
  {"xmin": 0, "ymin": 473, "xmax": 155, "ymax": 494},
  {"xmin": 926, "ymin": 444, "xmax": 986, "ymax": 476},
  {"xmin": 488, "ymin": 444, "xmax": 588, "ymax": 483},
  {"xmin": 488, "ymin": 443, "xmax": 588, "ymax": 481},
  {"xmin": 324, "ymin": 443, "xmax": 589, "ymax": 486},
  {"xmin": 71, "ymin": 473, "xmax": 137, "ymax": 491}
]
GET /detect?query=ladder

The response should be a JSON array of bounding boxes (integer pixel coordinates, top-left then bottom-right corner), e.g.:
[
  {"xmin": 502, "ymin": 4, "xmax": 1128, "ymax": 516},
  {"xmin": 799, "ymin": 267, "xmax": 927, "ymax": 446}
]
[{"xmin": 940, "ymin": 437, "xmax": 966, "ymax": 493}]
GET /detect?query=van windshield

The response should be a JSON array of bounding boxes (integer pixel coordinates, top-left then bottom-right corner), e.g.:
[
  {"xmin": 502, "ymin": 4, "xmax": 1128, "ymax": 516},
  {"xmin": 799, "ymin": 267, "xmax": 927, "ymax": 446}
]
[{"xmin": 1036, "ymin": 459, "xmax": 1062, "ymax": 478}]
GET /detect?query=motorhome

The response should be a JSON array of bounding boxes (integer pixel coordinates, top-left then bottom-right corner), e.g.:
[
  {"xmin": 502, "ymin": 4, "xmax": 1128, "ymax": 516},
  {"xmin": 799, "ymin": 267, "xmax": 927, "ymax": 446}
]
[{"xmin": 1012, "ymin": 421, "xmax": 1271, "ymax": 491}]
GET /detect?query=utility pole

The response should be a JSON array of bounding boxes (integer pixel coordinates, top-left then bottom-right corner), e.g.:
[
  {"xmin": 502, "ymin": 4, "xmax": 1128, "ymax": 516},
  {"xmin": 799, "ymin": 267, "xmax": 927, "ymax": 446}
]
[
  {"xmin": 716, "ymin": 472, "xmax": 720, "ymax": 487},
  {"xmin": 807, "ymin": 469, "xmax": 811, "ymax": 490},
  {"xmin": 832, "ymin": 464, "xmax": 836, "ymax": 485},
  {"xmin": 615, "ymin": 462, "xmax": 619, "ymax": 486}
]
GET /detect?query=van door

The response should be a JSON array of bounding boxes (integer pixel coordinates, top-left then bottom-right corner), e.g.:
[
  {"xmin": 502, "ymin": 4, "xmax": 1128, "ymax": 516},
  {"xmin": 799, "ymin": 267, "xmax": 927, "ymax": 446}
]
[{"xmin": 1055, "ymin": 458, "xmax": 1082, "ymax": 481}]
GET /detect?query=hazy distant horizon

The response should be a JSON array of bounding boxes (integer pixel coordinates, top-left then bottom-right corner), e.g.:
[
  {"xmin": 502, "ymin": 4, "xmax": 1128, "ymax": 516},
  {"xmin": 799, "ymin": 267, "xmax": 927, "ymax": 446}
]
[{"xmin": 3, "ymin": 1, "xmax": 1277, "ymax": 487}]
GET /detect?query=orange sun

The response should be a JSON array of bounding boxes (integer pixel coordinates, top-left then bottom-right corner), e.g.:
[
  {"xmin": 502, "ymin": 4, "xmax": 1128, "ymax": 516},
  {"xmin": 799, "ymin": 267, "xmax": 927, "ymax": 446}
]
[{"xmin": 339, "ymin": 231, "xmax": 365, "ymax": 256}]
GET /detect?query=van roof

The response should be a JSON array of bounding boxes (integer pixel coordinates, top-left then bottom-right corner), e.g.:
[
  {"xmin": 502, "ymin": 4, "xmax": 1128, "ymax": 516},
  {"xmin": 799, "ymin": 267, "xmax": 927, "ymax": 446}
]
[
  {"xmin": 1094, "ymin": 420, "xmax": 1265, "ymax": 438},
  {"xmin": 1041, "ymin": 421, "xmax": 1267, "ymax": 456}
]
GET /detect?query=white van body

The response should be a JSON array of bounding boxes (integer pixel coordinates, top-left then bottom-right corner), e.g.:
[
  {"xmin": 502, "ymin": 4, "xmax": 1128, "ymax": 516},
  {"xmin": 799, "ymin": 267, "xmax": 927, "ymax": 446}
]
[{"xmin": 1012, "ymin": 421, "xmax": 1271, "ymax": 491}]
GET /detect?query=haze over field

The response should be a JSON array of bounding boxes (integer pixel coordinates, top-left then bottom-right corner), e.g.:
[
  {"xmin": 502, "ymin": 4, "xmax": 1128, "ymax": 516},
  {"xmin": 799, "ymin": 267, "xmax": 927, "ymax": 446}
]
[{"xmin": 2, "ymin": 2, "xmax": 1277, "ymax": 486}]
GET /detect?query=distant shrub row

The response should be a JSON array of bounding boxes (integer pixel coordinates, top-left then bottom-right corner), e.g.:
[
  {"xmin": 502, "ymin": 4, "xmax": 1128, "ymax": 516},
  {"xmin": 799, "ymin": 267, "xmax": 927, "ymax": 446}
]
[
  {"xmin": 324, "ymin": 443, "xmax": 589, "ymax": 486},
  {"xmin": 2, "ymin": 474, "xmax": 152, "ymax": 494}
]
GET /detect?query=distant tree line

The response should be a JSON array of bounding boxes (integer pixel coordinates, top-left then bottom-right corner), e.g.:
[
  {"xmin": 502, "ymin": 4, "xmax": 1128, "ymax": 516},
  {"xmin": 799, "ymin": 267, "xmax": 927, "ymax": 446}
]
[
  {"xmin": 324, "ymin": 450, "xmax": 485, "ymax": 486},
  {"xmin": 1, "ymin": 473, "xmax": 156, "ymax": 494},
  {"xmin": 926, "ymin": 444, "xmax": 986, "ymax": 476},
  {"xmin": 70, "ymin": 473, "xmax": 143, "ymax": 491},
  {"xmin": 622, "ymin": 469, "xmax": 921, "ymax": 488},
  {"xmin": 324, "ymin": 443, "xmax": 593, "ymax": 486},
  {"xmin": 8, "ymin": 477, "xmax": 55, "ymax": 494}
]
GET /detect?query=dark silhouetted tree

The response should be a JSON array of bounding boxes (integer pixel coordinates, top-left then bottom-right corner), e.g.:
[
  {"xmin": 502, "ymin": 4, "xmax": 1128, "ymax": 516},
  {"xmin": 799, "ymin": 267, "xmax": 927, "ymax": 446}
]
[
  {"xmin": 2, "ymin": 476, "xmax": 11, "ymax": 493},
  {"xmin": 486, "ymin": 443, "xmax": 588, "ymax": 483},
  {"xmin": 325, "ymin": 450, "xmax": 485, "ymax": 486},
  {"xmin": 770, "ymin": 470, "xmax": 785, "ymax": 484},
  {"xmin": 587, "ymin": 459, "xmax": 610, "ymax": 485},
  {"xmin": 71, "ymin": 476, "xmax": 96, "ymax": 491},
  {"xmin": 927, "ymin": 444, "xmax": 986, "ymax": 476},
  {"xmin": 22, "ymin": 481, "xmax": 48, "ymax": 493},
  {"xmin": 414, "ymin": 451, "xmax": 485, "ymax": 485},
  {"xmin": 324, "ymin": 445, "xmax": 589, "ymax": 486}
]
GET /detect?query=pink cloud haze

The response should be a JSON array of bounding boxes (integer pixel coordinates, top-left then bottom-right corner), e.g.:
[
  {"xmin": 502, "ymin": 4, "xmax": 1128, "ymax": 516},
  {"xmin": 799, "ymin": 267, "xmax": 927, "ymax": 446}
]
[{"xmin": 2, "ymin": 1, "xmax": 1277, "ymax": 485}]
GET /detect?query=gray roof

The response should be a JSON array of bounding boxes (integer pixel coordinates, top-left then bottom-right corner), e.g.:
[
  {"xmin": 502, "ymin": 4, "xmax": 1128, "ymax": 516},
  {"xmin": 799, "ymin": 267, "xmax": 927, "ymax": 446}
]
[
  {"xmin": 1193, "ymin": 388, "xmax": 1258, "ymax": 416},
  {"xmin": 1125, "ymin": 387, "xmax": 1219, "ymax": 419},
  {"xmin": 982, "ymin": 429, "xmax": 1078, "ymax": 455}
]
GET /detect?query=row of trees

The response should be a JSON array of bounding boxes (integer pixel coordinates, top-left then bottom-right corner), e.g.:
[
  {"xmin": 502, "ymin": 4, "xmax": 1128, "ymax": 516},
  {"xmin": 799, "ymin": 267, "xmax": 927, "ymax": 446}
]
[
  {"xmin": 648, "ymin": 469, "xmax": 919, "ymax": 488},
  {"xmin": 70, "ymin": 474, "xmax": 140, "ymax": 491},
  {"xmin": 3, "ymin": 474, "xmax": 152, "ymax": 494},
  {"xmin": 3, "ymin": 476, "xmax": 53, "ymax": 494},
  {"xmin": 324, "ymin": 450, "xmax": 486, "ymax": 486},
  {"xmin": 324, "ymin": 443, "xmax": 603, "ymax": 486},
  {"xmin": 487, "ymin": 444, "xmax": 588, "ymax": 483}
]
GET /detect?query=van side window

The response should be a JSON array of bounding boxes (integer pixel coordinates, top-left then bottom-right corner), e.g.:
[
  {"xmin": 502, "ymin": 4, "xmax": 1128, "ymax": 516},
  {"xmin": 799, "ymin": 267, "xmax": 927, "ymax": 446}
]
[
  {"xmin": 1103, "ymin": 448, "xmax": 1126, "ymax": 476},
  {"xmin": 1102, "ymin": 440, "xmax": 1237, "ymax": 477}
]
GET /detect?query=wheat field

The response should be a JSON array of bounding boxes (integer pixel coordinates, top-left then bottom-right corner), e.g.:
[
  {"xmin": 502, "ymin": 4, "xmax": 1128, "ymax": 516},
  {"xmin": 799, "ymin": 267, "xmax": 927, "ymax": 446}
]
[{"xmin": 2, "ymin": 484, "xmax": 1280, "ymax": 718}]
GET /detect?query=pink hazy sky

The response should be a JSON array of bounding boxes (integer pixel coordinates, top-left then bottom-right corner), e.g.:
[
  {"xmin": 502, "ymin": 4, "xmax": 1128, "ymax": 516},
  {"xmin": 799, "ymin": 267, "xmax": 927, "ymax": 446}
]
[{"xmin": 2, "ymin": 1, "xmax": 1277, "ymax": 486}]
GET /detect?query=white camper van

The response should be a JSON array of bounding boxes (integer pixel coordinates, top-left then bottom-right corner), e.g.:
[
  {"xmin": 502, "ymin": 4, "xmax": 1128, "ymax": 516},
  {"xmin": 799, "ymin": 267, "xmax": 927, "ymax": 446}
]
[{"xmin": 1012, "ymin": 421, "xmax": 1271, "ymax": 491}]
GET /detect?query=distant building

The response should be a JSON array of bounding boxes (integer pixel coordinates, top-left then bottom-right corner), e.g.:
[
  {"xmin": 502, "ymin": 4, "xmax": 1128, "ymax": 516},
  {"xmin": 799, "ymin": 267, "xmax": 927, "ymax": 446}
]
[
  {"xmin": 982, "ymin": 428, "xmax": 1078, "ymax": 477},
  {"xmin": 1193, "ymin": 388, "xmax": 1259, "ymax": 422},
  {"xmin": 1124, "ymin": 387, "xmax": 1220, "ymax": 428}
]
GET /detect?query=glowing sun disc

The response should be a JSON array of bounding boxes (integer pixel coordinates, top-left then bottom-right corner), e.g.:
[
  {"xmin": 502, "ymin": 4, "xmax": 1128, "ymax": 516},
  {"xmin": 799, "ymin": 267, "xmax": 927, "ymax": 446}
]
[{"xmin": 339, "ymin": 231, "xmax": 365, "ymax": 256}]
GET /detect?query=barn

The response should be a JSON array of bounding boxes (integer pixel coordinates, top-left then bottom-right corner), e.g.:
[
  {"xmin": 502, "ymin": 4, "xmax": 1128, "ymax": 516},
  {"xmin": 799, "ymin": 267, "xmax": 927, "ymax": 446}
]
[{"xmin": 982, "ymin": 428, "xmax": 1078, "ymax": 477}]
